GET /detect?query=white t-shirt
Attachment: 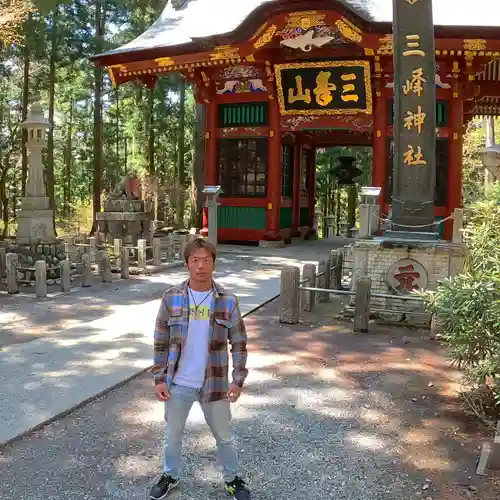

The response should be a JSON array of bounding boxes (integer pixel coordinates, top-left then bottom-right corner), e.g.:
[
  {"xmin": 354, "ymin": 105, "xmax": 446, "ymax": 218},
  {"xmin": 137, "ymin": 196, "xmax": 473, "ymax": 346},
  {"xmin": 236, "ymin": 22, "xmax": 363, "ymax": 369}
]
[{"xmin": 173, "ymin": 287, "xmax": 213, "ymax": 389}]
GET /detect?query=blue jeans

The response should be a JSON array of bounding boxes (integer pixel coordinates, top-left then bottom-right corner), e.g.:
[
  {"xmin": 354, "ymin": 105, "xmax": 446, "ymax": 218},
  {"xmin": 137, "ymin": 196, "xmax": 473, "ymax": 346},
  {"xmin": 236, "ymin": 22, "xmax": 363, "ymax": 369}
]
[{"xmin": 163, "ymin": 384, "xmax": 239, "ymax": 481}]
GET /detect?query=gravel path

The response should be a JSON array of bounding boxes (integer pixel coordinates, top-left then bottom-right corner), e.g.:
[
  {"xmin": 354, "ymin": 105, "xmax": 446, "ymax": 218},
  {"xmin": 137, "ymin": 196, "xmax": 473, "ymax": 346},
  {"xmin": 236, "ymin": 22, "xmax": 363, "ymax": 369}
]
[{"xmin": 2, "ymin": 298, "xmax": 494, "ymax": 500}]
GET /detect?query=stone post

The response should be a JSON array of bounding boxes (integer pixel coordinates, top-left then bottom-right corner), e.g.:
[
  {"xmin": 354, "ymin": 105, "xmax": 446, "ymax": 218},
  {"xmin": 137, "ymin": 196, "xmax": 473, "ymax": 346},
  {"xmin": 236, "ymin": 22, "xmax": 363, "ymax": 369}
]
[
  {"xmin": 121, "ymin": 248, "xmax": 130, "ymax": 279},
  {"xmin": 98, "ymin": 250, "xmax": 112, "ymax": 283},
  {"xmin": 153, "ymin": 238, "xmax": 161, "ymax": 266},
  {"xmin": 35, "ymin": 260, "xmax": 47, "ymax": 298},
  {"xmin": 322, "ymin": 255, "xmax": 331, "ymax": 302},
  {"xmin": 318, "ymin": 260, "xmax": 329, "ymax": 303},
  {"xmin": 6, "ymin": 253, "xmax": 19, "ymax": 294},
  {"xmin": 64, "ymin": 238, "xmax": 74, "ymax": 264},
  {"xmin": 280, "ymin": 266, "xmax": 300, "ymax": 324},
  {"xmin": 60, "ymin": 259, "xmax": 71, "ymax": 292},
  {"xmin": 114, "ymin": 238, "xmax": 122, "ymax": 267},
  {"xmin": 301, "ymin": 263, "xmax": 316, "ymax": 312},
  {"xmin": 179, "ymin": 234, "xmax": 187, "ymax": 262},
  {"xmin": 0, "ymin": 247, "xmax": 6, "ymax": 277},
  {"xmin": 452, "ymin": 208, "xmax": 464, "ymax": 244},
  {"xmin": 331, "ymin": 250, "xmax": 343, "ymax": 290},
  {"xmin": 88, "ymin": 236, "xmax": 97, "ymax": 263},
  {"xmin": 166, "ymin": 234, "xmax": 174, "ymax": 261},
  {"xmin": 359, "ymin": 204, "xmax": 371, "ymax": 239},
  {"xmin": 137, "ymin": 239, "xmax": 147, "ymax": 269},
  {"xmin": 354, "ymin": 276, "xmax": 371, "ymax": 333},
  {"xmin": 81, "ymin": 253, "xmax": 92, "ymax": 287}
]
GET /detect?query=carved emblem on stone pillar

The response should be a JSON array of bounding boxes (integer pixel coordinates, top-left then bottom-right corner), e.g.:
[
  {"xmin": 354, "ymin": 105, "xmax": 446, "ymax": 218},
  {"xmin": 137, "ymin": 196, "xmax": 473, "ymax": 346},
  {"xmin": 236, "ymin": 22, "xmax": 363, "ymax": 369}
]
[{"xmin": 386, "ymin": 258, "xmax": 428, "ymax": 294}]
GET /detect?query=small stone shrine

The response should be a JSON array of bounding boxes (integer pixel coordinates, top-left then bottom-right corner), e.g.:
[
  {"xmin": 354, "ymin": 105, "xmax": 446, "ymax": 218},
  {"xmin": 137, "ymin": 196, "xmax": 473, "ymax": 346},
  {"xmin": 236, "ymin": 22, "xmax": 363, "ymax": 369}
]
[{"xmin": 96, "ymin": 174, "xmax": 154, "ymax": 245}]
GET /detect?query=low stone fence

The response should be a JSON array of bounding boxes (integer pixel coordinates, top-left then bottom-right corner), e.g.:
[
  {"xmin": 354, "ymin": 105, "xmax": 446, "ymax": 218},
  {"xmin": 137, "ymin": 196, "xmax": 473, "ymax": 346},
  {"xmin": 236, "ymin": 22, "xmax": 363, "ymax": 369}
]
[{"xmin": 279, "ymin": 250, "xmax": 427, "ymax": 334}]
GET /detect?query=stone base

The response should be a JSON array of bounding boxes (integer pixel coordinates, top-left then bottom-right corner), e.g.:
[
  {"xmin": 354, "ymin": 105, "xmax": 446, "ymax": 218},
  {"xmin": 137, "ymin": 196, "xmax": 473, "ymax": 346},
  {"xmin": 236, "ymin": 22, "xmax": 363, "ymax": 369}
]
[
  {"xmin": 259, "ymin": 240, "xmax": 285, "ymax": 248},
  {"xmin": 384, "ymin": 230, "xmax": 440, "ymax": 241},
  {"xmin": 291, "ymin": 237, "xmax": 304, "ymax": 245},
  {"xmin": 16, "ymin": 208, "xmax": 57, "ymax": 245},
  {"xmin": 344, "ymin": 237, "xmax": 466, "ymax": 327}
]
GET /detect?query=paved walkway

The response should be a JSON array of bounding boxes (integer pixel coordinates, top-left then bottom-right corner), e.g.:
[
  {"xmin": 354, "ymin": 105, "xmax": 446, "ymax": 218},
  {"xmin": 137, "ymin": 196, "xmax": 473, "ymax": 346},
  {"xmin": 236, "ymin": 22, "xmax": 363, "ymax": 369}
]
[
  {"xmin": 1, "ymin": 300, "xmax": 498, "ymax": 500},
  {"xmin": 0, "ymin": 241, "xmax": 340, "ymax": 447}
]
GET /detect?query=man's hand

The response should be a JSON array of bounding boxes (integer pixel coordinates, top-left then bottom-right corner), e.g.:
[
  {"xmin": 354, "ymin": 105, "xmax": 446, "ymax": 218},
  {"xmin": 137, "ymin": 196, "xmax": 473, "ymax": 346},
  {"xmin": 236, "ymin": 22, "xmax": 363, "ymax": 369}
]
[
  {"xmin": 154, "ymin": 383, "xmax": 171, "ymax": 402},
  {"xmin": 227, "ymin": 383, "xmax": 242, "ymax": 403}
]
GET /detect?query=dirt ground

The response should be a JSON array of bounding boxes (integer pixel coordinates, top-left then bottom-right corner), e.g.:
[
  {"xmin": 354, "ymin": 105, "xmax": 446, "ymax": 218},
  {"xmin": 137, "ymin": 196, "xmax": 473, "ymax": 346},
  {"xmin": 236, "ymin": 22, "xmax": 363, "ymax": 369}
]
[{"xmin": 245, "ymin": 299, "xmax": 500, "ymax": 499}]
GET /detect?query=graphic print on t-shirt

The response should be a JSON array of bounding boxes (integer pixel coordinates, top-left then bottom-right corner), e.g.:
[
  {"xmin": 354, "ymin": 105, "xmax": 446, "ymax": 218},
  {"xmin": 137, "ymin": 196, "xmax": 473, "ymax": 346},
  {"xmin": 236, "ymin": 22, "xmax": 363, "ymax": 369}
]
[{"xmin": 188, "ymin": 303, "xmax": 211, "ymax": 321}]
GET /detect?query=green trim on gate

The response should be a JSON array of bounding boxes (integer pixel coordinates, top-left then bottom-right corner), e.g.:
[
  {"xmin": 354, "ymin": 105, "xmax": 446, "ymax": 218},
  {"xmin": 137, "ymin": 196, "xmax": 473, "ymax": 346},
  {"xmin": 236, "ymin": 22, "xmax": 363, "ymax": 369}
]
[
  {"xmin": 217, "ymin": 206, "xmax": 266, "ymax": 230},
  {"xmin": 300, "ymin": 207, "xmax": 309, "ymax": 226},
  {"xmin": 280, "ymin": 207, "xmax": 293, "ymax": 229},
  {"xmin": 219, "ymin": 102, "xmax": 269, "ymax": 127}
]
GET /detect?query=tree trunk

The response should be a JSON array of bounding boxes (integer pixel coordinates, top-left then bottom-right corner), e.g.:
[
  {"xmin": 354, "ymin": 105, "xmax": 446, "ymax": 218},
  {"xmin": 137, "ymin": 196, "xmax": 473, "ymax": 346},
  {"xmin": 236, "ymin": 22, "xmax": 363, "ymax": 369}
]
[
  {"xmin": 46, "ymin": 8, "xmax": 58, "ymax": 234},
  {"xmin": 190, "ymin": 102, "xmax": 206, "ymax": 228},
  {"xmin": 91, "ymin": 0, "xmax": 104, "ymax": 234},
  {"xmin": 21, "ymin": 25, "xmax": 30, "ymax": 196},
  {"xmin": 64, "ymin": 100, "xmax": 73, "ymax": 217},
  {"xmin": 0, "ymin": 170, "xmax": 9, "ymax": 238},
  {"xmin": 175, "ymin": 77, "xmax": 186, "ymax": 227}
]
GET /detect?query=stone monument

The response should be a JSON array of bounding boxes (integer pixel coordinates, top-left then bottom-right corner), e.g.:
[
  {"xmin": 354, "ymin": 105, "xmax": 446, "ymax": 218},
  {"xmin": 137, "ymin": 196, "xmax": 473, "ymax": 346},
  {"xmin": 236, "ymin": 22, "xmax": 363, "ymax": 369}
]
[
  {"xmin": 389, "ymin": 0, "xmax": 438, "ymax": 240},
  {"xmin": 344, "ymin": 0, "xmax": 466, "ymax": 326},
  {"xmin": 1, "ymin": 102, "xmax": 67, "ymax": 285},
  {"xmin": 96, "ymin": 174, "xmax": 153, "ymax": 245},
  {"xmin": 17, "ymin": 102, "xmax": 57, "ymax": 245}
]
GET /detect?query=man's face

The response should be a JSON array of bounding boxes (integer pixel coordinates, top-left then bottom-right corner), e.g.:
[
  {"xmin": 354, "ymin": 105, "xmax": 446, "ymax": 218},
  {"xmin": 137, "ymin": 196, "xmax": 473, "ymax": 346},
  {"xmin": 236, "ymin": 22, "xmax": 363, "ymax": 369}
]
[{"xmin": 186, "ymin": 247, "xmax": 215, "ymax": 282}]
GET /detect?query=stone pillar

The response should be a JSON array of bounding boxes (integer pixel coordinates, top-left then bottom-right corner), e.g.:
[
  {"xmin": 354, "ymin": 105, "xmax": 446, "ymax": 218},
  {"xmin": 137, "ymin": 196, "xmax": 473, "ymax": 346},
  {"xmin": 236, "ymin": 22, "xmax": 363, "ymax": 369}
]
[
  {"xmin": 301, "ymin": 263, "xmax": 316, "ymax": 312},
  {"xmin": 206, "ymin": 199, "xmax": 218, "ymax": 246},
  {"xmin": 98, "ymin": 250, "xmax": 112, "ymax": 283},
  {"xmin": 202, "ymin": 97, "xmax": 217, "ymax": 236},
  {"xmin": 0, "ymin": 247, "xmax": 6, "ymax": 277},
  {"xmin": 359, "ymin": 204, "xmax": 371, "ymax": 239},
  {"xmin": 452, "ymin": 208, "xmax": 464, "ymax": 244},
  {"xmin": 318, "ymin": 260, "xmax": 328, "ymax": 303},
  {"xmin": 137, "ymin": 239, "xmax": 147, "ymax": 269},
  {"xmin": 6, "ymin": 253, "xmax": 19, "ymax": 294},
  {"xmin": 121, "ymin": 248, "xmax": 130, "ymax": 279},
  {"xmin": 114, "ymin": 238, "xmax": 122, "ymax": 267},
  {"xmin": 88, "ymin": 236, "xmax": 97, "ymax": 264},
  {"xmin": 179, "ymin": 234, "xmax": 187, "ymax": 262},
  {"xmin": 391, "ymin": 0, "xmax": 437, "ymax": 235},
  {"xmin": 81, "ymin": 253, "xmax": 92, "ymax": 287},
  {"xmin": 152, "ymin": 238, "xmax": 161, "ymax": 266},
  {"xmin": 280, "ymin": 266, "xmax": 300, "ymax": 324},
  {"xmin": 35, "ymin": 260, "xmax": 47, "ymax": 298},
  {"xmin": 354, "ymin": 276, "xmax": 371, "ymax": 333},
  {"xmin": 60, "ymin": 260, "xmax": 71, "ymax": 292}
]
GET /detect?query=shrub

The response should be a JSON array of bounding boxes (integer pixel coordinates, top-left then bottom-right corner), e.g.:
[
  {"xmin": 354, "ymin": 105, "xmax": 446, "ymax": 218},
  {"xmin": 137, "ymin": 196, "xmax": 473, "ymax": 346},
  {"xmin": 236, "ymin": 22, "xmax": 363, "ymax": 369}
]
[{"xmin": 421, "ymin": 183, "xmax": 500, "ymax": 409}]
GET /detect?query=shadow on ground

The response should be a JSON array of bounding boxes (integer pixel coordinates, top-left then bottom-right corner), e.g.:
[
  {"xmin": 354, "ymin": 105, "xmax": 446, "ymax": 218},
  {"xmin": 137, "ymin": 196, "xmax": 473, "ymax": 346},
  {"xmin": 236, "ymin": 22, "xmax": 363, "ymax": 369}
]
[{"xmin": 2, "ymin": 299, "xmax": 496, "ymax": 500}]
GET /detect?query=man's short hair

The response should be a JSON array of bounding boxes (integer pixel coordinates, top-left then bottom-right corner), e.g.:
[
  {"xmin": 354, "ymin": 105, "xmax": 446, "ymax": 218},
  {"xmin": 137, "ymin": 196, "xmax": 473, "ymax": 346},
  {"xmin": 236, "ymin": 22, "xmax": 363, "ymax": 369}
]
[{"xmin": 184, "ymin": 238, "xmax": 217, "ymax": 263}]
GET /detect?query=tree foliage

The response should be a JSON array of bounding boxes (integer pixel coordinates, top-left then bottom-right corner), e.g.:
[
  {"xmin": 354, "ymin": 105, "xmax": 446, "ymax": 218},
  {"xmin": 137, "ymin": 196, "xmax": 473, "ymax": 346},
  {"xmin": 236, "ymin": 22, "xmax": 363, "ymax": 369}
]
[{"xmin": 421, "ymin": 183, "xmax": 500, "ymax": 410}]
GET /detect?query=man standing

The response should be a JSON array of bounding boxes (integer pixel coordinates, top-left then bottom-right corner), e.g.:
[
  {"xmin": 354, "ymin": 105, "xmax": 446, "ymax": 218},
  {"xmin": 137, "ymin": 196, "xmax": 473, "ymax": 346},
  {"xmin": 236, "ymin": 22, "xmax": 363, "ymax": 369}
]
[{"xmin": 149, "ymin": 239, "xmax": 250, "ymax": 500}]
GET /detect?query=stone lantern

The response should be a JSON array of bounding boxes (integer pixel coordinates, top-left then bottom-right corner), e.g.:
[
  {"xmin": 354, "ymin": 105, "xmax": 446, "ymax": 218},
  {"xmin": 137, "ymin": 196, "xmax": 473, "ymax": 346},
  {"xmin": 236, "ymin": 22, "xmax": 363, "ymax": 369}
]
[
  {"xmin": 16, "ymin": 102, "xmax": 57, "ymax": 244},
  {"xmin": 480, "ymin": 145, "xmax": 500, "ymax": 182}
]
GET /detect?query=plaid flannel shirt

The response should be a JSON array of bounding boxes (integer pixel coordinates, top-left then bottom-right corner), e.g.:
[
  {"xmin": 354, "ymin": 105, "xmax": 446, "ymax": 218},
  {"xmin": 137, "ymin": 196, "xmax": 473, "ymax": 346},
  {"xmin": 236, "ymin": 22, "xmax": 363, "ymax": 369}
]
[{"xmin": 152, "ymin": 279, "xmax": 248, "ymax": 403}]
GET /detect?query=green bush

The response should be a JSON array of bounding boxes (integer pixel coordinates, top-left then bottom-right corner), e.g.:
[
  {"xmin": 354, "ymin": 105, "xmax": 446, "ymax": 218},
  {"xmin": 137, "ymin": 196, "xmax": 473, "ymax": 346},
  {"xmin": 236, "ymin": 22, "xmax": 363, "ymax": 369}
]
[{"xmin": 421, "ymin": 183, "xmax": 500, "ymax": 407}]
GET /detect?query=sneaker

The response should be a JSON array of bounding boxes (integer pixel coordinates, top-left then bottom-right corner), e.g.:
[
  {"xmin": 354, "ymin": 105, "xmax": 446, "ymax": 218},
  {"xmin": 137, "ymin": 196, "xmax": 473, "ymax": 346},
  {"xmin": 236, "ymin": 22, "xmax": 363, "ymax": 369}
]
[
  {"xmin": 149, "ymin": 473, "xmax": 179, "ymax": 500},
  {"xmin": 225, "ymin": 476, "xmax": 250, "ymax": 500}
]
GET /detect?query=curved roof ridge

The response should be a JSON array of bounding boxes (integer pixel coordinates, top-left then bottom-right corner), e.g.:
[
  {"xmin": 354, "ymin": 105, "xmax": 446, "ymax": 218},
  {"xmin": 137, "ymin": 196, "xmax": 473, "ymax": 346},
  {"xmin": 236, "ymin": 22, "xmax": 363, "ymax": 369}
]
[{"xmin": 95, "ymin": 0, "xmax": 500, "ymax": 61}]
